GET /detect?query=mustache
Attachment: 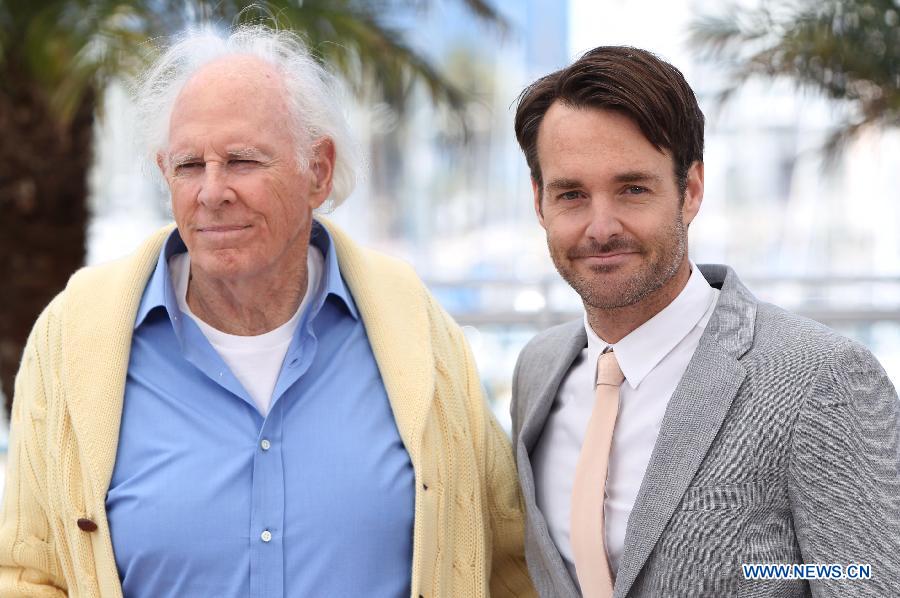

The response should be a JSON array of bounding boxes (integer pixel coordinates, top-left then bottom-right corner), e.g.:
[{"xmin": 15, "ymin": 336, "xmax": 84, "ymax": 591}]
[{"xmin": 566, "ymin": 237, "xmax": 642, "ymax": 259}]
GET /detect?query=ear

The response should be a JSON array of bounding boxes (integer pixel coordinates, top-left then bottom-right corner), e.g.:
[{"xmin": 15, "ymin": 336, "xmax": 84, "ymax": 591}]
[
  {"xmin": 532, "ymin": 178, "xmax": 546, "ymax": 228},
  {"xmin": 156, "ymin": 152, "xmax": 170, "ymax": 182},
  {"xmin": 308, "ymin": 137, "xmax": 336, "ymax": 209},
  {"xmin": 681, "ymin": 161, "xmax": 704, "ymax": 226}
]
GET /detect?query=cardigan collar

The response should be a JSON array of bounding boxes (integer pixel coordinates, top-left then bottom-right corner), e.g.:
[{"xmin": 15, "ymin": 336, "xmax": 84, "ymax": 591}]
[{"xmin": 60, "ymin": 217, "xmax": 435, "ymax": 499}]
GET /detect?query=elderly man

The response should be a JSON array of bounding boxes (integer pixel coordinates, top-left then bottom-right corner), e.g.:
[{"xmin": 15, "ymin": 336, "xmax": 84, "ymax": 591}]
[
  {"xmin": 510, "ymin": 46, "xmax": 900, "ymax": 597},
  {"xmin": 0, "ymin": 26, "xmax": 534, "ymax": 598}
]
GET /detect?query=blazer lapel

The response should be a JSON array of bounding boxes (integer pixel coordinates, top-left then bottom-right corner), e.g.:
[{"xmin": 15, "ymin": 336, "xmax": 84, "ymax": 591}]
[
  {"xmin": 614, "ymin": 264, "xmax": 757, "ymax": 598},
  {"xmin": 515, "ymin": 320, "xmax": 586, "ymax": 596},
  {"xmin": 518, "ymin": 322, "xmax": 586, "ymax": 454},
  {"xmin": 613, "ymin": 337, "xmax": 745, "ymax": 597}
]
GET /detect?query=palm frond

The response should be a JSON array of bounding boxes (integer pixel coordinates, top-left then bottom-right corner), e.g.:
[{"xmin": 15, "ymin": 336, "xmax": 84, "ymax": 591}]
[
  {"xmin": 690, "ymin": 0, "xmax": 900, "ymax": 155},
  {"xmin": 1, "ymin": 0, "xmax": 505, "ymax": 128},
  {"xmin": 229, "ymin": 1, "xmax": 474, "ymax": 121}
]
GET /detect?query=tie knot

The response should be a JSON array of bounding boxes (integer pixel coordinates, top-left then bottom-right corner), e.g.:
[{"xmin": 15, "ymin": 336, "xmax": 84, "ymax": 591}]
[{"xmin": 596, "ymin": 351, "xmax": 624, "ymax": 387}]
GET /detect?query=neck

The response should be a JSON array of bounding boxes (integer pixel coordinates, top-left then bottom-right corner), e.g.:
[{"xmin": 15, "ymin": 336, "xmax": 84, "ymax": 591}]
[
  {"xmin": 187, "ymin": 253, "xmax": 309, "ymax": 336},
  {"xmin": 585, "ymin": 259, "xmax": 692, "ymax": 344}
]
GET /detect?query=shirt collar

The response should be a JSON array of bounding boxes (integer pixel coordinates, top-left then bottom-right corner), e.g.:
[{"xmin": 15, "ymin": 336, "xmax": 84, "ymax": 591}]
[
  {"xmin": 584, "ymin": 262, "xmax": 718, "ymax": 390},
  {"xmin": 310, "ymin": 219, "xmax": 359, "ymax": 320},
  {"xmin": 134, "ymin": 218, "xmax": 358, "ymax": 330},
  {"xmin": 134, "ymin": 229, "xmax": 186, "ymax": 329}
]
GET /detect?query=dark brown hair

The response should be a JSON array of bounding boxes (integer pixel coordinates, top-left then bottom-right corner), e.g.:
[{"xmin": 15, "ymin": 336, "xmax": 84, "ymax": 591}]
[{"xmin": 514, "ymin": 46, "xmax": 704, "ymax": 197}]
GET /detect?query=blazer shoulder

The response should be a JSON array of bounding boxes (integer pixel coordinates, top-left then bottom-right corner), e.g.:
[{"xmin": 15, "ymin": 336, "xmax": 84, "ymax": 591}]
[
  {"xmin": 741, "ymin": 301, "xmax": 892, "ymax": 406},
  {"xmin": 518, "ymin": 319, "xmax": 583, "ymax": 366},
  {"xmin": 755, "ymin": 300, "xmax": 892, "ymax": 385},
  {"xmin": 752, "ymin": 300, "xmax": 855, "ymax": 354}
]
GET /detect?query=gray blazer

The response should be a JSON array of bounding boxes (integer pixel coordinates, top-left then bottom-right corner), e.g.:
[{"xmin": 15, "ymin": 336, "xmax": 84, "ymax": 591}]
[{"xmin": 511, "ymin": 264, "xmax": 900, "ymax": 597}]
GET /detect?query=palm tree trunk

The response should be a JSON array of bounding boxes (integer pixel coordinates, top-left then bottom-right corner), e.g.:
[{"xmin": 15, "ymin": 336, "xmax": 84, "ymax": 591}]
[{"xmin": 0, "ymin": 68, "xmax": 94, "ymax": 415}]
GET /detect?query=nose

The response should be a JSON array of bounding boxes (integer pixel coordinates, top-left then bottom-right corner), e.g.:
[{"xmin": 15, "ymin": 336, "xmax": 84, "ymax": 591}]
[
  {"xmin": 584, "ymin": 196, "xmax": 624, "ymax": 242},
  {"xmin": 197, "ymin": 162, "xmax": 235, "ymax": 208}
]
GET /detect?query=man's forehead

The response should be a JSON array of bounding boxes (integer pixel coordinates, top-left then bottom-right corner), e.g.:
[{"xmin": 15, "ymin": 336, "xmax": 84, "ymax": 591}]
[
  {"xmin": 169, "ymin": 56, "xmax": 289, "ymax": 124},
  {"xmin": 538, "ymin": 102, "xmax": 651, "ymax": 145},
  {"xmin": 536, "ymin": 103, "xmax": 671, "ymax": 164},
  {"xmin": 164, "ymin": 55, "xmax": 295, "ymax": 157},
  {"xmin": 179, "ymin": 55, "xmax": 283, "ymax": 97}
]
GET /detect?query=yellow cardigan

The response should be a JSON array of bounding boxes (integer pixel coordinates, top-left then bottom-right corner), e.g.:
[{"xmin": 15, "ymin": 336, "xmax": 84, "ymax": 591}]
[{"xmin": 0, "ymin": 219, "xmax": 536, "ymax": 598}]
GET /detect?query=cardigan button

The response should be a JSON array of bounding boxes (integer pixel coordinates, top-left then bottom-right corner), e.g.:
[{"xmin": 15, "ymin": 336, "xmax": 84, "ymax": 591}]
[{"xmin": 77, "ymin": 518, "xmax": 98, "ymax": 532}]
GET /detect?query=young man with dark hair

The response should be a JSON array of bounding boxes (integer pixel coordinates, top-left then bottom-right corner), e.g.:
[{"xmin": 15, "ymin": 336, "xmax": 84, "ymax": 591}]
[{"xmin": 511, "ymin": 46, "xmax": 900, "ymax": 598}]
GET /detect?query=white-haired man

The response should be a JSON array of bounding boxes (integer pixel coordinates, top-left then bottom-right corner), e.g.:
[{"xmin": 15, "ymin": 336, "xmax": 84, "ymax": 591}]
[{"xmin": 0, "ymin": 26, "xmax": 535, "ymax": 598}]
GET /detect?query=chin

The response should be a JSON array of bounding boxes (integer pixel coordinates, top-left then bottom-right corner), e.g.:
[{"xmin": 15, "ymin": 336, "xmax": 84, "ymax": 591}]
[
  {"xmin": 577, "ymin": 262, "xmax": 635, "ymax": 280},
  {"xmin": 192, "ymin": 250, "xmax": 254, "ymax": 279}
]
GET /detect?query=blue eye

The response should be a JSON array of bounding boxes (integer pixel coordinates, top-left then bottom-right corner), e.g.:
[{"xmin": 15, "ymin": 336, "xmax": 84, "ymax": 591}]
[
  {"xmin": 559, "ymin": 191, "xmax": 582, "ymax": 201},
  {"xmin": 625, "ymin": 186, "xmax": 648, "ymax": 195}
]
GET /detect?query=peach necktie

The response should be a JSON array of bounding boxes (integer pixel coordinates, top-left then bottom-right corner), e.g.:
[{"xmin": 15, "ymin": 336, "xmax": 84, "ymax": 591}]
[{"xmin": 570, "ymin": 350, "xmax": 624, "ymax": 598}]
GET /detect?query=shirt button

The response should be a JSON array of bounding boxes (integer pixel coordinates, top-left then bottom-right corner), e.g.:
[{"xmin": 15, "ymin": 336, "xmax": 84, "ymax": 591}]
[
  {"xmin": 260, "ymin": 439, "xmax": 271, "ymax": 451},
  {"xmin": 261, "ymin": 529, "xmax": 272, "ymax": 543}
]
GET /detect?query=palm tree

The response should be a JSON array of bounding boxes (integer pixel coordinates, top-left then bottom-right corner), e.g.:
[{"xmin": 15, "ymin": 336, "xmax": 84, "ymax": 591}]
[
  {"xmin": 690, "ymin": 0, "xmax": 900, "ymax": 154},
  {"xmin": 0, "ymin": 0, "xmax": 506, "ymax": 414}
]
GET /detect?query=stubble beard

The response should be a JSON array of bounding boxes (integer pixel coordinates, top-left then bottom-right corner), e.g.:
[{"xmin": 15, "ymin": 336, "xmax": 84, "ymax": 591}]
[{"xmin": 548, "ymin": 213, "xmax": 687, "ymax": 310}]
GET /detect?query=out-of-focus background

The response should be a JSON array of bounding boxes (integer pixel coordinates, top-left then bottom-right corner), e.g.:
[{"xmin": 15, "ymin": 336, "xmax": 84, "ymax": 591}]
[{"xmin": 2, "ymin": 0, "xmax": 899, "ymax": 489}]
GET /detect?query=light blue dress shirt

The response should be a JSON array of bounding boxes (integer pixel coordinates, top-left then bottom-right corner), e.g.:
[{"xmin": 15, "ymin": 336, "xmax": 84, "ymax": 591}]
[{"xmin": 106, "ymin": 222, "xmax": 415, "ymax": 597}]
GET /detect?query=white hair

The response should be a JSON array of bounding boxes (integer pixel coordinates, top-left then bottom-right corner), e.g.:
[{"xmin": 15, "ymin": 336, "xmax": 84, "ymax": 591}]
[{"xmin": 134, "ymin": 24, "xmax": 359, "ymax": 207}]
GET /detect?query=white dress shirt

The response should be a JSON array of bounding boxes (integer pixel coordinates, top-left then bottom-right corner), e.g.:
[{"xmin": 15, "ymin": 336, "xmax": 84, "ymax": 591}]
[{"xmin": 531, "ymin": 264, "xmax": 720, "ymax": 584}]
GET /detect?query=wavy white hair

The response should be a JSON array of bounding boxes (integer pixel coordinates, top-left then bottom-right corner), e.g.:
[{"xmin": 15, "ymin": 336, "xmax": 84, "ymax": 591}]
[{"xmin": 134, "ymin": 24, "xmax": 359, "ymax": 208}]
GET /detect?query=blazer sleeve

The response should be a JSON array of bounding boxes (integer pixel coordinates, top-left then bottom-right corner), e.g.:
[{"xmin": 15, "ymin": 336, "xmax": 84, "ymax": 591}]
[
  {"xmin": 0, "ymin": 311, "xmax": 68, "ymax": 596},
  {"xmin": 453, "ymin": 323, "xmax": 537, "ymax": 597},
  {"xmin": 788, "ymin": 338, "xmax": 900, "ymax": 597}
]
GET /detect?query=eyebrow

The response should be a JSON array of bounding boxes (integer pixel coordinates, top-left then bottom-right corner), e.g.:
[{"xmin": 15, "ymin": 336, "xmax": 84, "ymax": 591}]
[
  {"xmin": 226, "ymin": 147, "xmax": 269, "ymax": 161},
  {"xmin": 544, "ymin": 171, "xmax": 664, "ymax": 192},
  {"xmin": 545, "ymin": 178, "xmax": 584, "ymax": 192},
  {"xmin": 169, "ymin": 147, "xmax": 270, "ymax": 167},
  {"xmin": 613, "ymin": 171, "xmax": 663, "ymax": 185},
  {"xmin": 169, "ymin": 152, "xmax": 200, "ymax": 167}
]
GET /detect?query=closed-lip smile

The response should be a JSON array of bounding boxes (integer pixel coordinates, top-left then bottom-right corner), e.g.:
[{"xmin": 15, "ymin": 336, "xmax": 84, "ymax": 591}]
[
  {"xmin": 588, "ymin": 251, "xmax": 633, "ymax": 258},
  {"xmin": 579, "ymin": 251, "xmax": 637, "ymax": 265},
  {"xmin": 197, "ymin": 224, "xmax": 251, "ymax": 232}
]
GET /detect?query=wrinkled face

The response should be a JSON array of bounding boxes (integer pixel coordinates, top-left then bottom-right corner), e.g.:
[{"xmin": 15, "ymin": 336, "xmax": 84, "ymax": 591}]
[
  {"xmin": 160, "ymin": 56, "xmax": 333, "ymax": 283},
  {"xmin": 533, "ymin": 102, "xmax": 703, "ymax": 310}
]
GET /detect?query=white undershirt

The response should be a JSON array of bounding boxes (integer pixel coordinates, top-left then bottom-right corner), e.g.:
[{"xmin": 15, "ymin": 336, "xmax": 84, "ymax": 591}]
[
  {"xmin": 169, "ymin": 248, "xmax": 324, "ymax": 416},
  {"xmin": 531, "ymin": 264, "xmax": 719, "ymax": 584}
]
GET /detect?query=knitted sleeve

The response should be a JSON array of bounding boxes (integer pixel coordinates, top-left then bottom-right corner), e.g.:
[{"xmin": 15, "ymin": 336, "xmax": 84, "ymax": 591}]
[
  {"xmin": 0, "ymin": 306, "xmax": 68, "ymax": 597},
  {"xmin": 453, "ymin": 320, "xmax": 537, "ymax": 598}
]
